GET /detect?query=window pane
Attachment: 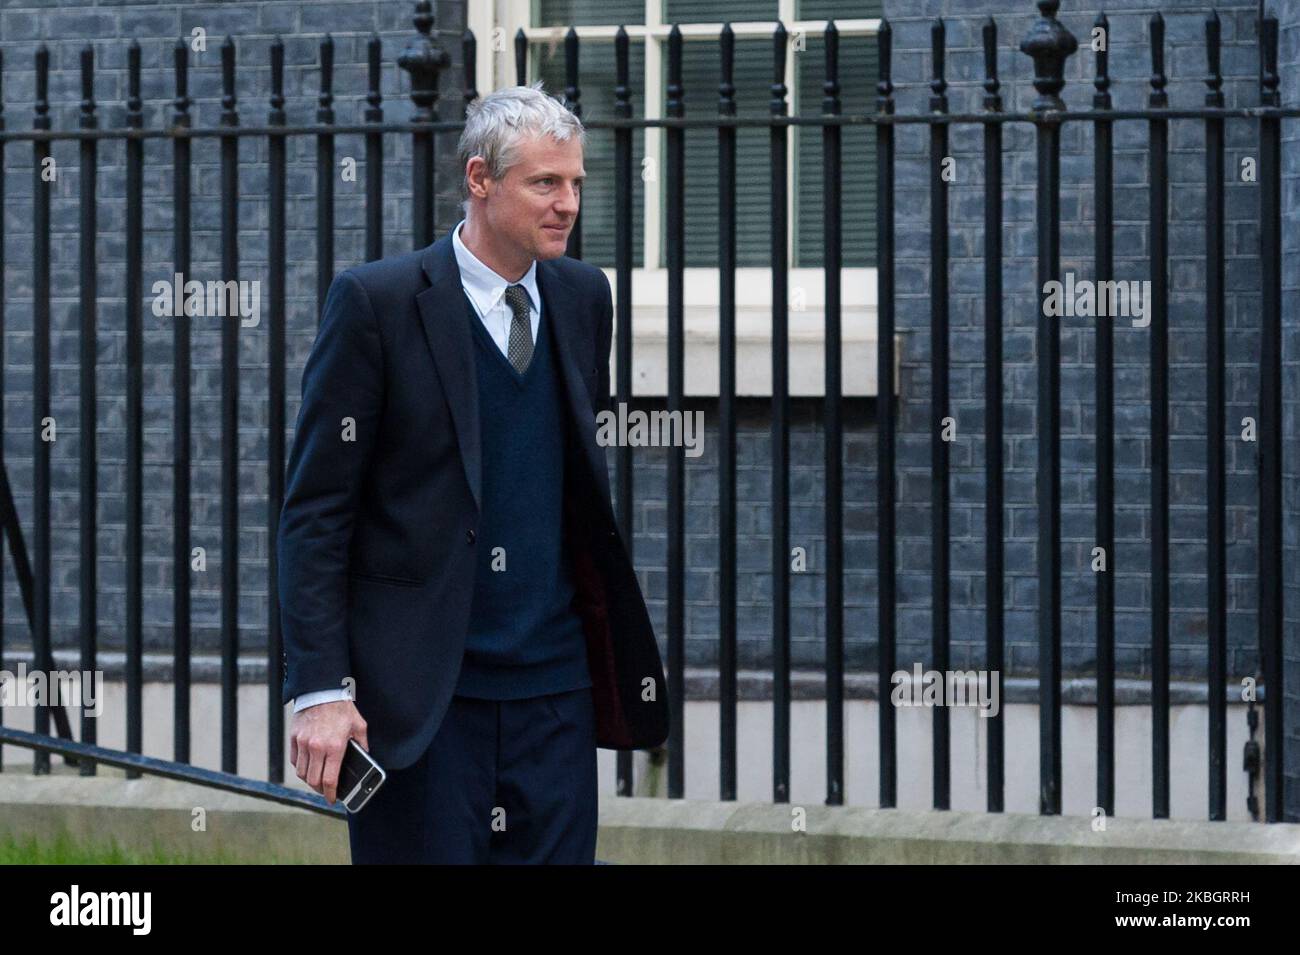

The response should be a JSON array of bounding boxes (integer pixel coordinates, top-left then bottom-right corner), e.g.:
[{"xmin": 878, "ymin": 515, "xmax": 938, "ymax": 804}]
[
  {"xmin": 797, "ymin": 0, "xmax": 881, "ymax": 18},
  {"xmin": 534, "ymin": 39, "xmax": 646, "ymax": 268},
  {"xmin": 670, "ymin": 36, "xmax": 773, "ymax": 267},
  {"xmin": 795, "ymin": 33, "xmax": 877, "ymax": 266},
  {"xmin": 665, "ymin": 0, "xmax": 778, "ymax": 21},
  {"xmin": 536, "ymin": 0, "xmax": 645, "ymax": 27}
]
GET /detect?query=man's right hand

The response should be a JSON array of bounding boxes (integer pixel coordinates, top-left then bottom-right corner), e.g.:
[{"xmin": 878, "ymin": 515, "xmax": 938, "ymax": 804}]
[{"xmin": 290, "ymin": 700, "xmax": 369, "ymax": 804}]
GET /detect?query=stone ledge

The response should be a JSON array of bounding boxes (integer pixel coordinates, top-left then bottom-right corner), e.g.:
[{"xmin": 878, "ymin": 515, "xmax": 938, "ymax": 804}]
[
  {"xmin": 1, "ymin": 771, "xmax": 1296, "ymax": 864},
  {"xmin": 0, "ymin": 769, "xmax": 349, "ymax": 864},
  {"xmin": 597, "ymin": 798, "xmax": 1300, "ymax": 864}
]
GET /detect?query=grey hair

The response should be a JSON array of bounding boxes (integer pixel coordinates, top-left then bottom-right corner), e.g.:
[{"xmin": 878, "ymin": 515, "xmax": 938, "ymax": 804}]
[{"xmin": 456, "ymin": 81, "xmax": 586, "ymax": 215}]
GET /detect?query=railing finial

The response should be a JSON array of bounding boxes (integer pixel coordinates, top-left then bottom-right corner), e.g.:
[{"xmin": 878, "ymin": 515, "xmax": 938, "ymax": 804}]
[
  {"xmin": 1149, "ymin": 12, "xmax": 1167, "ymax": 107},
  {"xmin": 1093, "ymin": 12, "xmax": 1111, "ymax": 109},
  {"xmin": 399, "ymin": 0, "xmax": 450, "ymax": 122},
  {"xmin": 1205, "ymin": 10, "xmax": 1223, "ymax": 108},
  {"xmin": 1260, "ymin": 13, "xmax": 1280, "ymax": 107},
  {"xmin": 1020, "ymin": 0, "xmax": 1077, "ymax": 111},
  {"xmin": 876, "ymin": 19, "xmax": 893, "ymax": 115},
  {"xmin": 930, "ymin": 18, "xmax": 947, "ymax": 112},
  {"xmin": 982, "ymin": 17, "xmax": 1000, "ymax": 111}
]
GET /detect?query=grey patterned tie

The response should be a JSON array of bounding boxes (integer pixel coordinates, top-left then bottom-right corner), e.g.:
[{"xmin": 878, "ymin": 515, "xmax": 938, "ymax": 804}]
[{"xmin": 503, "ymin": 284, "xmax": 534, "ymax": 375}]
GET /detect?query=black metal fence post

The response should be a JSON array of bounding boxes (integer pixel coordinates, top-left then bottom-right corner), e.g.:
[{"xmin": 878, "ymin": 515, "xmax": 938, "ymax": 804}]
[
  {"xmin": 928, "ymin": 17, "xmax": 951, "ymax": 812},
  {"xmin": 1020, "ymin": 0, "xmax": 1075, "ymax": 817},
  {"xmin": 1148, "ymin": 12, "xmax": 1171, "ymax": 820},
  {"xmin": 317, "ymin": 35, "xmax": 336, "ymax": 325},
  {"xmin": 822, "ymin": 19, "xmax": 845, "ymax": 808},
  {"xmin": 665, "ymin": 24, "xmax": 685, "ymax": 802},
  {"xmin": 875, "ymin": 17, "xmax": 897, "ymax": 811},
  {"xmin": 399, "ymin": 0, "xmax": 449, "ymax": 249},
  {"xmin": 1256, "ymin": 12, "xmax": 1284, "ymax": 824},
  {"xmin": 124, "ymin": 40, "xmax": 144, "ymax": 782},
  {"xmin": 366, "ymin": 35, "xmax": 385, "ymax": 263},
  {"xmin": 563, "ymin": 27, "xmax": 583, "ymax": 260},
  {"xmin": 717, "ymin": 23, "xmax": 738, "ymax": 804},
  {"xmin": 219, "ymin": 35, "xmax": 241, "ymax": 775},
  {"xmin": 1203, "ymin": 10, "xmax": 1227, "ymax": 822},
  {"xmin": 982, "ymin": 16, "xmax": 1005, "ymax": 815},
  {"xmin": 267, "ymin": 35, "xmax": 288, "ymax": 784},
  {"xmin": 613, "ymin": 24, "xmax": 637, "ymax": 800},
  {"xmin": 171, "ymin": 38, "xmax": 192, "ymax": 766},
  {"xmin": 769, "ymin": 21, "xmax": 791, "ymax": 805},
  {"xmin": 1092, "ymin": 10, "xmax": 1115, "ymax": 821},
  {"xmin": 31, "ymin": 44, "xmax": 52, "ymax": 776},
  {"xmin": 78, "ymin": 44, "xmax": 99, "ymax": 775}
]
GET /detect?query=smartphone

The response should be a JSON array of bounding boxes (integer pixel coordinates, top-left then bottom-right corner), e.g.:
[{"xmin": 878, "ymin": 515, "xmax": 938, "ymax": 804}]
[{"xmin": 335, "ymin": 738, "xmax": 386, "ymax": 813}]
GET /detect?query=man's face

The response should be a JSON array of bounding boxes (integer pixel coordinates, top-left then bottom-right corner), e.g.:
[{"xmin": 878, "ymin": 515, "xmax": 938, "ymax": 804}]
[{"xmin": 473, "ymin": 133, "xmax": 585, "ymax": 262}]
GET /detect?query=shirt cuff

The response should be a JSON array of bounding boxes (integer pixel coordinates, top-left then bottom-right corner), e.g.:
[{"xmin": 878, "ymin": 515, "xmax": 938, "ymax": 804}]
[{"xmin": 292, "ymin": 688, "xmax": 353, "ymax": 713}]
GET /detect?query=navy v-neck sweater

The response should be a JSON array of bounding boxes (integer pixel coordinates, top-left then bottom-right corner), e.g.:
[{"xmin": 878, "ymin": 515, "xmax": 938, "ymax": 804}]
[{"xmin": 452, "ymin": 294, "xmax": 593, "ymax": 700}]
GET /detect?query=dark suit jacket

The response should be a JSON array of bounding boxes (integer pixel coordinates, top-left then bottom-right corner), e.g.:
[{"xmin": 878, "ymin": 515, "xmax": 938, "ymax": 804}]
[{"xmin": 277, "ymin": 232, "xmax": 670, "ymax": 771}]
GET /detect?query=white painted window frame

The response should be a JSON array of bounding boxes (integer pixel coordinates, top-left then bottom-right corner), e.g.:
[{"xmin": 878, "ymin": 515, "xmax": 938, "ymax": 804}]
[{"xmin": 467, "ymin": 0, "xmax": 888, "ymax": 398}]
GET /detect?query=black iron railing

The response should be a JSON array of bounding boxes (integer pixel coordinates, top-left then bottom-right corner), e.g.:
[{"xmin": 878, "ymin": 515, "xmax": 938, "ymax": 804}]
[{"xmin": 0, "ymin": 0, "xmax": 1292, "ymax": 824}]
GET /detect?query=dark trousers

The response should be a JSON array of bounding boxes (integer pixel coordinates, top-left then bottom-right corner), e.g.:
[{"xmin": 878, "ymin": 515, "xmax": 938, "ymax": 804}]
[{"xmin": 346, "ymin": 686, "xmax": 598, "ymax": 864}]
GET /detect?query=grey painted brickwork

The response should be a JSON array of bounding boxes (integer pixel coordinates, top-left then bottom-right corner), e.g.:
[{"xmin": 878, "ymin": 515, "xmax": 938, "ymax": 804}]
[
  {"xmin": 1277, "ymin": 0, "xmax": 1299, "ymax": 820},
  {"xmin": 875, "ymin": 0, "xmax": 1297, "ymax": 817},
  {"xmin": 884, "ymin": 0, "xmax": 1264, "ymax": 679},
  {"xmin": 630, "ymin": 0, "xmax": 1291, "ymax": 695},
  {"xmin": 0, "ymin": 0, "xmax": 468, "ymax": 652},
  {"xmin": 620, "ymin": 4, "xmax": 1298, "ymax": 822}
]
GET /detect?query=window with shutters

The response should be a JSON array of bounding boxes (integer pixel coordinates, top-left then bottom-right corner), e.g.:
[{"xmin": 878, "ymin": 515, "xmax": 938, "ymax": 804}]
[{"xmin": 463, "ymin": 0, "xmax": 887, "ymax": 398}]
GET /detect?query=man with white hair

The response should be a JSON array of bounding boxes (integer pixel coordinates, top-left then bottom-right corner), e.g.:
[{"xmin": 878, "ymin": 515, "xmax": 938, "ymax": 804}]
[{"xmin": 277, "ymin": 82, "xmax": 669, "ymax": 864}]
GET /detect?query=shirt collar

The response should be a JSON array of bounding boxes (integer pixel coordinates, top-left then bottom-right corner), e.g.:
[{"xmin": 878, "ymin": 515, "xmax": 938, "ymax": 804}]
[{"xmin": 451, "ymin": 218, "xmax": 540, "ymax": 318}]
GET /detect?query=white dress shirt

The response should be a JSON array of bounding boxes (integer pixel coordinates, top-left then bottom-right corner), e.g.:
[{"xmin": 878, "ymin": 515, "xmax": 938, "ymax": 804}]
[
  {"xmin": 291, "ymin": 220, "xmax": 542, "ymax": 714},
  {"xmin": 451, "ymin": 217, "xmax": 541, "ymax": 347}
]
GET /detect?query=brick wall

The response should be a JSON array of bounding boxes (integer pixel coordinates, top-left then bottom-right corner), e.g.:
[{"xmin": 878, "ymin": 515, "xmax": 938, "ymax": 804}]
[
  {"xmin": 1277, "ymin": 0, "xmax": 1299, "ymax": 821},
  {"xmin": 2, "ymin": 0, "xmax": 1296, "ymax": 814},
  {"xmin": 0, "ymin": 0, "xmax": 468, "ymax": 655},
  {"xmin": 876, "ymin": 0, "xmax": 1298, "ymax": 817},
  {"xmin": 880, "ymin": 0, "xmax": 1268, "ymax": 681},
  {"xmin": 638, "ymin": 0, "xmax": 1281, "ymax": 691}
]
